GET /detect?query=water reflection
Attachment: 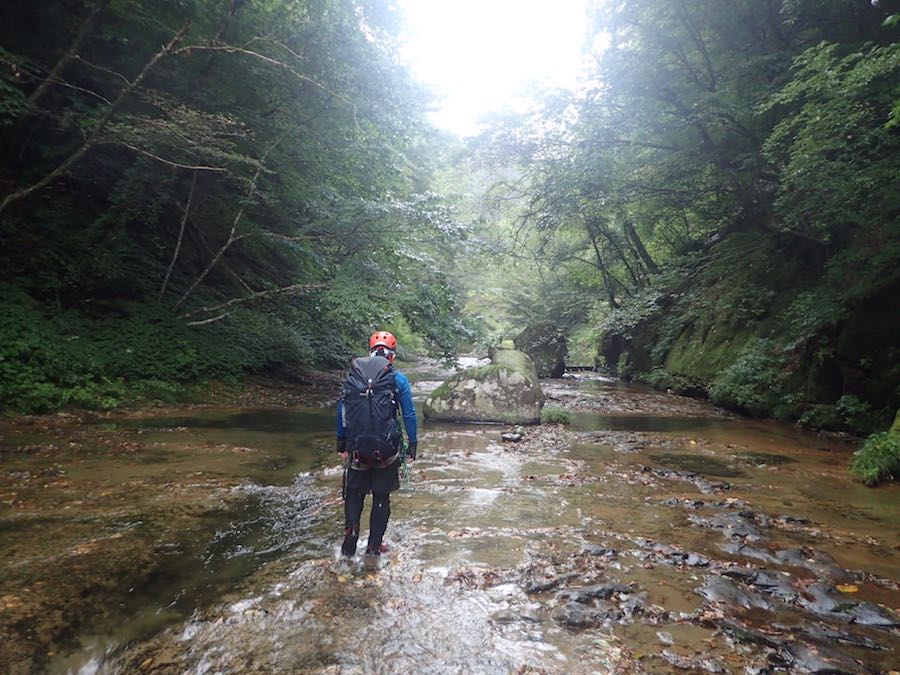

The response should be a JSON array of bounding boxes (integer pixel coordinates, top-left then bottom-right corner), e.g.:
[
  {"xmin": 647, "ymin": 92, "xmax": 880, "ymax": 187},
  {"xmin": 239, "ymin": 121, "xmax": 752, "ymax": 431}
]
[{"xmin": 571, "ymin": 412, "xmax": 728, "ymax": 433}]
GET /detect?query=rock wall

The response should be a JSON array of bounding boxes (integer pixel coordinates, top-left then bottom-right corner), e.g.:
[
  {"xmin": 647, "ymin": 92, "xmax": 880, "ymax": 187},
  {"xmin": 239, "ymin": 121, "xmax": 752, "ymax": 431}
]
[
  {"xmin": 514, "ymin": 322, "xmax": 567, "ymax": 378},
  {"xmin": 599, "ymin": 233, "xmax": 900, "ymax": 431}
]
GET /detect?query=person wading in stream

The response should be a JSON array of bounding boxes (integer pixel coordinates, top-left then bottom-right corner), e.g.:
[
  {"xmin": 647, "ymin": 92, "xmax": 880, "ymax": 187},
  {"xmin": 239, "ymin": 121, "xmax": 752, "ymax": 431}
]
[{"xmin": 336, "ymin": 331, "xmax": 418, "ymax": 558}]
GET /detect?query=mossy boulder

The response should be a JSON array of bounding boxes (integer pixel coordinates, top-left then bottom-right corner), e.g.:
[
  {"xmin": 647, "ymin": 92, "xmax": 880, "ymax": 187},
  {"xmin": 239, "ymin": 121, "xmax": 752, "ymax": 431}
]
[
  {"xmin": 423, "ymin": 348, "xmax": 545, "ymax": 424},
  {"xmin": 514, "ymin": 322, "xmax": 567, "ymax": 378}
]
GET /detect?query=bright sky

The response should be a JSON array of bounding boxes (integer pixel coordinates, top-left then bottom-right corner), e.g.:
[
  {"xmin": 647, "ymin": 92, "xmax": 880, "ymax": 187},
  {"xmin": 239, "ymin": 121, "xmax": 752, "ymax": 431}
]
[{"xmin": 397, "ymin": 0, "xmax": 590, "ymax": 137}]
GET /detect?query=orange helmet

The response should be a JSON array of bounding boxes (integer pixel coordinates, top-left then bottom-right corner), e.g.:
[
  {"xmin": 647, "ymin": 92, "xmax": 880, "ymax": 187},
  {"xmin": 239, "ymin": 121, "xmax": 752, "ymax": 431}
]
[{"xmin": 369, "ymin": 331, "xmax": 397, "ymax": 351}]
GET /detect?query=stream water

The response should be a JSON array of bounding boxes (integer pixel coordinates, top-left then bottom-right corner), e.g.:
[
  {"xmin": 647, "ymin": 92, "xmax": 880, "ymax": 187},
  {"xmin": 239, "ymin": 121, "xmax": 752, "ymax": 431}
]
[{"xmin": 1, "ymin": 361, "xmax": 897, "ymax": 673}]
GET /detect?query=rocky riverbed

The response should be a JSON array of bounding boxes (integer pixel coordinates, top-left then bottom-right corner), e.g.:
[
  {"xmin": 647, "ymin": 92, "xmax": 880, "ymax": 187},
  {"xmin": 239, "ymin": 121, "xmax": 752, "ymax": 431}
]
[{"xmin": 1, "ymin": 365, "xmax": 897, "ymax": 673}]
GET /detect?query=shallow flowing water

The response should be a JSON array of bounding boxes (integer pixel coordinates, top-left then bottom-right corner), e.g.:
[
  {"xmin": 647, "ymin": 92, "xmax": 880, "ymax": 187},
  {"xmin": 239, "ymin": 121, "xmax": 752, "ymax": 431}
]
[{"xmin": 0, "ymin": 364, "xmax": 897, "ymax": 673}]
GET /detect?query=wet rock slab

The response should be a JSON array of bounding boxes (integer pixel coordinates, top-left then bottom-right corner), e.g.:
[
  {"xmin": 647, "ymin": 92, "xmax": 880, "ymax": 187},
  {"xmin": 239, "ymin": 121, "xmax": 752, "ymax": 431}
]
[
  {"xmin": 697, "ymin": 575, "xmax": 774, "ymax": 610},
  {"xmin": 558, "ymin": 582, "xmax": 634, "ymax": 603},
  {"xmin": 552, "ymin": 600, "xmax": 621, "ymax": 627},
  {"xmin": 800, "ymin": 582, "xmax": 900, "ymax": 628},
  {"xmin": 639, "ymin": 465, "xmax": 732, "ymax": 493}
]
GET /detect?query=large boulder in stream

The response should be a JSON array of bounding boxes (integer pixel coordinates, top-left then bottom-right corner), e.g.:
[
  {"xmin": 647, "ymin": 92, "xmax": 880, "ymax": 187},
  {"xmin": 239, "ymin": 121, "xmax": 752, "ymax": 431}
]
[
  {"xmin": 514, "ymin": 322, "xmax": 567, "ymax": 378},
  {"xmin": 423, "ymin": 348, "xmax": 545, "ymax": 424}
]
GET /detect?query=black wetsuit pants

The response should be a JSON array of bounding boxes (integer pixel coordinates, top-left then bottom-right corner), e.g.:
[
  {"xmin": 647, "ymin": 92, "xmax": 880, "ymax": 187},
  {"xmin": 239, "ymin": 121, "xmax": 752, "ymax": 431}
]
[{"xmin": 342, "ymin": 490, "xmax": 390, "ymax": 555}]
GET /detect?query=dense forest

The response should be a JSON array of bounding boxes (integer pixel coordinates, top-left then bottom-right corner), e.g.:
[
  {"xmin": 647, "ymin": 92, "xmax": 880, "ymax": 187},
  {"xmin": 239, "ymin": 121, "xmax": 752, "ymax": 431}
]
[
  {"xmin": 2, "ymin": 1, "xmax": 899, "ymax": 479},
  {"xmin": 1, "ymin": 0, "xmax": 474, "ymax": 413}
]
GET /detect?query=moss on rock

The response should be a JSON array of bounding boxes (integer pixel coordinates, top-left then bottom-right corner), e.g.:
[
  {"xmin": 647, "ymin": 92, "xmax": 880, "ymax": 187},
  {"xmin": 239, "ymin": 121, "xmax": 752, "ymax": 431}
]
[{"xmin": 424, "ymin": 348, "xmax": 544, "ymax": 424}]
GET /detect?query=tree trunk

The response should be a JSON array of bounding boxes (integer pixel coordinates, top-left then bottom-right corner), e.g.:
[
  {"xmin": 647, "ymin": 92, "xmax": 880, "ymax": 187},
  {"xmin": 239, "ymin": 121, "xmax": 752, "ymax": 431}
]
[
  {"xmin": 624, "ymin": 219, "xmax": 660, "ymax": 275},
  {"xmin": 585, "ymin": 218, "xmax": 620, "ymax": 309}
]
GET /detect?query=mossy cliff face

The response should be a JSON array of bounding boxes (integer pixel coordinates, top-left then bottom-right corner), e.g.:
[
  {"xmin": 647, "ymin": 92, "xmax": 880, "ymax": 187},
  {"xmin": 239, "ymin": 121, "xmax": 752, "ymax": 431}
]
[
  {"xmin": 599, "ymin": 232, "xmax": 900, "ymax": 431},
  {"xmin": 423, "ymin": 349, "xmax": 545, "ymax": 424}
]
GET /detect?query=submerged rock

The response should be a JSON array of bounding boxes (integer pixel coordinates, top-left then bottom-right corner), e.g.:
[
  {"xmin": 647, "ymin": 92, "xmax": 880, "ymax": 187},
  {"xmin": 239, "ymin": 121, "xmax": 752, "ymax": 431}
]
[
  {"xmin": 800, "ymin": 582, "xmax": 900, "ymax": 628},
  {"xmin": 798, "ymin": 624, "xmax": 888, "ymax": 651},
  {"xmin": 552, "ymin": 600, "xmax": 620, "ymax": 627},
  {"xmin": 423, "ymin": 348, "xmax": 545, "ymax": 424},
  {"xmin": 719, "ymin": 541, "xmax": 779, "ymax": 565},
  {"xmin": 637, "ymin": 541, "xmax": 712, "ymax": 568},
  {"xmin": 717, "ymin": 620, "xmax": 783, "ymax": 648},
  {"xmin": 581, "ymin": 544, "xmax": 617, "ymax": 558},
  {"xmin": 774, "ymin": 548, "xmax": 848, "ymax": 580},
  {"xmin": 640, "ymin": 465, "xmax": 731, "ymax": 493},
  {"xmin": 660, "ymin": 650, "xmax": 727, "ymax": 673},
  {"xmin": 688, "ymin": 511, "xmax": 762, "ymax": 542},
  {"xmin": 784, "ymin": 641, "xmax": 861, "ymax": 674},
  {"xmin": 500, "ymin": 427, "xmax": 525, "ymax": 442},
  {"xmin": 523, "ymin": 572, "xmax": 578, "ymax": 594},
  {"xmin": 558, "ymin": 582, "xmax": 633, "ymax": 603},
  {"xmin": 621, "ymin": 592, "xmax": 650, "ymax": 619},
  {"xmin": 696, "ymin": 575, "xmax": 773, "ymax": 610}
]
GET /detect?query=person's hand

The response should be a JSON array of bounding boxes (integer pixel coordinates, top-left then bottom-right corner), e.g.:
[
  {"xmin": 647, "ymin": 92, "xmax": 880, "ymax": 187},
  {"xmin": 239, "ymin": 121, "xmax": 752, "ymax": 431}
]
[
  {"xmin": 407, "ymin": 442, "xmax": 417, "ymax": 462},
  {"xmin": 339, "ymin": 451, "xmax": 349, "ymax": 462}
]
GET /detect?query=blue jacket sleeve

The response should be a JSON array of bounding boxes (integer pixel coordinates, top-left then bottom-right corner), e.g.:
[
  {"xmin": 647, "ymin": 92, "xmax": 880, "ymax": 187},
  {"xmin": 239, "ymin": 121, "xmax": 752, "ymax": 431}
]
[
  {"xmin": 394, "ymin": 371, "xmax": 417, "ymax": 444},
  {"xmin": 336, "ymin": 399, "xmax": 345, "ymax": 439}
]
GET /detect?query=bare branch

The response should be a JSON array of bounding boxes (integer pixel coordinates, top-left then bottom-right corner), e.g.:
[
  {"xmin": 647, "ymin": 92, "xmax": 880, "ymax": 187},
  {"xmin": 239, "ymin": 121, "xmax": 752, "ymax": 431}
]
[
  {"xmin": 173, "ymin": 43, "xmax": 357, "ymax": 124},
  {"xmin": 24, "ymin": 0, "xmax": 109, "ymax": 110},
  {"xmin": 116, "ymin": 142, "xmax": 228, "ymax": 172},
  {"xmin": 71, "ymin": 54, "xmax": 132, "ymax": 87},
  {"xmin": 173, "ymin": 133, "xmax": 285, "ymax": 310},
  {"xmin": 186, "ymin": 312, "xmax": 233, "ymax": 326},
  {"xmin": 0, "ymin": 22, "xmax": 191, "ymax": 216},
  {"xmin": 187, "ymin": 216, "xmax": 253, "ymax": 293},
  {"xmin": 159, "ymin": 171, "xmax": 198, "ymax": 301},
  {"xmin": 0, "ymin": 56, "xmax": 114, "ymax": 105},
  {"xmin": 178, "ymin": 282, "xmax": 327, "ymax": 320}
]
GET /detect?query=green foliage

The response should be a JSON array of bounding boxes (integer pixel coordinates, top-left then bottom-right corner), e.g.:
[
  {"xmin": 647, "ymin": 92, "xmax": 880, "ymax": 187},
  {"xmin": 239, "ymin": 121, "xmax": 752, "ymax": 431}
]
[
  {"xmin": 0, "ymin": 71, "xmax": 26, "ymax": 127},
  {"xmin": 762, "ymin": 43, "xmax": 900, "ymax": 244},
  {"xmin": 383, "ymin": 316, "xmax": 425, "ymax": 360},
  {"xmin": 474, "ymin": 0, "xmax": 899, "ymax": 442},
  {"xmin": 798, "ymin": 404, "xmax": 843, "ymax": 431},
  {"xmin": 0, "ymin": 0, "xmax": 475, "ymax": 412},
  {"xmin": 835, "ymin": 395, "xmax": 882, "ymax": 436},
  {"xmin": 540, "ymin": 407, "xmax": 571, "ymax": 425},
  {"xmin": 779, "ymin": 289, "xmax": 847, "ymax": 351},
  {"xmin": 851, "ymin": 431, "xmax": 900, "ymax": 486},
  {"xmin": 708, "ymin": 340, "xmax": 789, "ymax": 417},
  {"xmin": 0, "ymin": 284, "xmax": 328, "ymax": 412}
]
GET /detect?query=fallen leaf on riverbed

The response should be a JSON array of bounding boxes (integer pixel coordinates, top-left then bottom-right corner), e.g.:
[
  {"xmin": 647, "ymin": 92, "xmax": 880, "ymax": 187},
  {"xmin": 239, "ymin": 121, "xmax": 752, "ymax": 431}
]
[
  {"xmin": 836, "ymin": 584, "xmax": 858, "ymax": 593},
  {"xmin": 70, "ymin": 540, "xmax": 101, "ymax": 555},
  {"xmin": 0, "ymin": 594, "xmax": 24, "ymax": 611}
]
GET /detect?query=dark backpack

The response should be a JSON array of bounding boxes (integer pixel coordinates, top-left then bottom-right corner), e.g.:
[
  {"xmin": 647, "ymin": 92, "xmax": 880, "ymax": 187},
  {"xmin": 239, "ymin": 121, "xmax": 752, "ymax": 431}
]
[{"xmin": 340, "ymin": 355, "xmax": 401, "ymax": 463}]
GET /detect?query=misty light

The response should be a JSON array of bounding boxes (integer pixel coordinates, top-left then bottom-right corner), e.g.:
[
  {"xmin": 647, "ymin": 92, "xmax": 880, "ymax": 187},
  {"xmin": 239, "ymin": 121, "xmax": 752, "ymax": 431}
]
[{"xmin": 398, "ymin": 0, "xmax": 590, "ymax": 137}]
